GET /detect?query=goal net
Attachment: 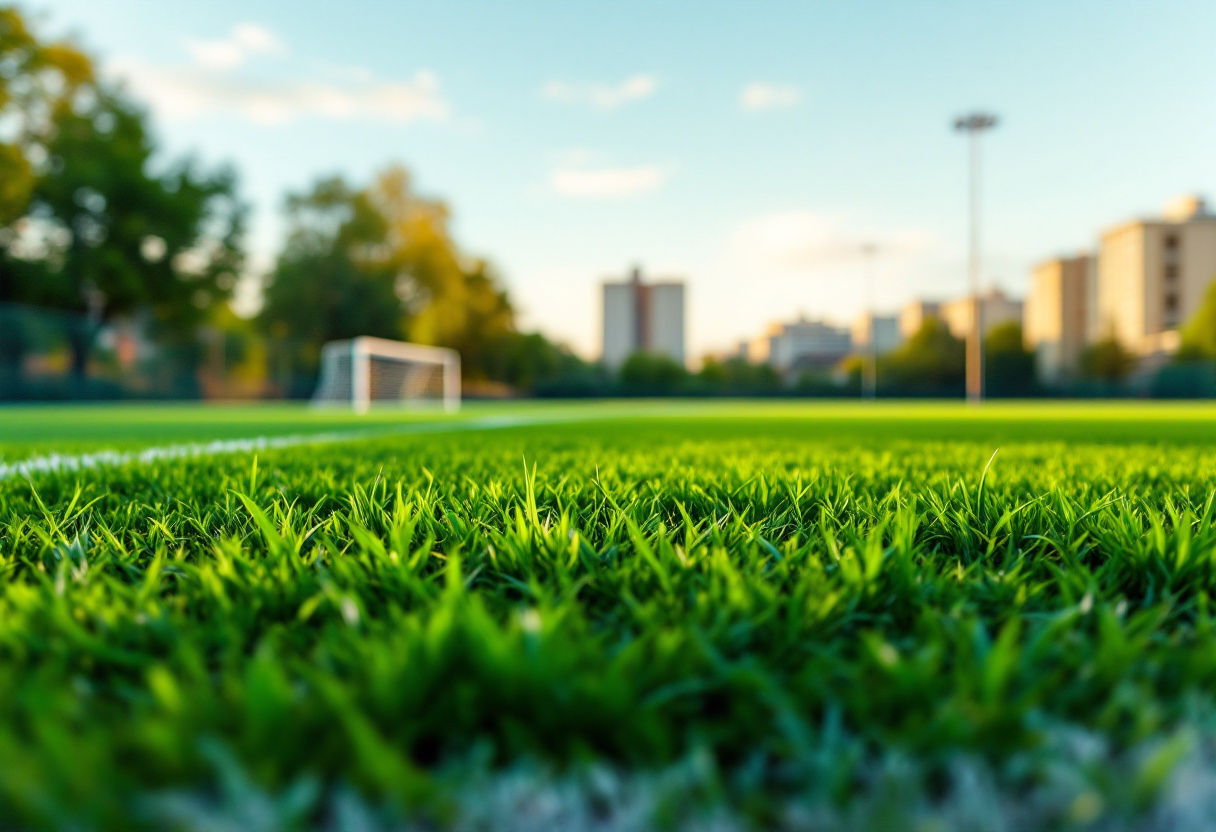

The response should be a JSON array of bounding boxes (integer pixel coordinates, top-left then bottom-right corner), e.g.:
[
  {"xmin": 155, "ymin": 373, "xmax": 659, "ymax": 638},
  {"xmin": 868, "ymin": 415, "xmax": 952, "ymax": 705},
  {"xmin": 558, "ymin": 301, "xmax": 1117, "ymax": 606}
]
[{"xmin": 312, "ymin": 337, "xmax": 461, "ymax": 412}]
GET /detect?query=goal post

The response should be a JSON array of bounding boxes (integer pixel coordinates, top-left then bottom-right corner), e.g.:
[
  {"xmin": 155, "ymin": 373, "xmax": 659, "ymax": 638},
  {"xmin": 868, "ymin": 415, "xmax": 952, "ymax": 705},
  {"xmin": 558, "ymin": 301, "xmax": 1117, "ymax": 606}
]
[{"xmin": 312, "ymin": 336, "xmax": 461, "ymax": 412}]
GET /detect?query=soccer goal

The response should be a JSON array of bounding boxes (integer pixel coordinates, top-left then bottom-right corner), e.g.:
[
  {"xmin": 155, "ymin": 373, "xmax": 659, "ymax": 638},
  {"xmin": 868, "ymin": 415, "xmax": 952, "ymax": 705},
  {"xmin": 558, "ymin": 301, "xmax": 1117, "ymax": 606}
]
[{"xmin": 312, "ymin": 337, "xmax": 461, "ymax": 412}]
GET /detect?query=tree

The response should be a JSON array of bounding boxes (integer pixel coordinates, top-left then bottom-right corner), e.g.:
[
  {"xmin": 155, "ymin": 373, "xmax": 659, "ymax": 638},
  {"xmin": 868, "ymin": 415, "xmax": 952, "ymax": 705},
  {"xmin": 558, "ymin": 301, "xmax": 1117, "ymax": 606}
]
[
  {"xmin": 30, "ymin": 94, "xmax": 245, "ymax": 376},
  {"xmin": 0, "ymin": 10, "xmax": 246, "ymax": 386},
  {"xmin": 261, "ymin": 176, "xmax": 402, "ymax": 352},
  {"xmin": 618, "ymin": 351, "xmax": 688, "ymax": 394},
  {"xmin": 1178, "ymin": 275, "xmax": 1216, "ymax": 359},
  {"xmin": 478, "ymin": 331, "xmax": 594, "ymax": 394},
  {"xmin": 0, "ymin": 8, "xmax": 93, "ymax": 232},
  {"xmin": 984, "ymin": 321, "xmax": 1036, "ymax": 397},
  {"xmin": 0, "ymin": 8, "xmax": 94, "ymax": 302},
  {"xmin": 41, "ymin": 101, "xmax": 243, "ymax": 319},
  {"xmin": 260, "ymin": 166, "xmax": 515, "ymax": 389},
  {"xmin": 881, "ymin": 317, "xmax": 965, "ymax": 395},
  {"xmin": 698, "ymin": 356, "xmax": 782, "ymax": 395},
  {"xmin": 1080, "ymin": 336, "xmax": 1135, "ymax": 382},
  {"xmin": 370, "ymin": 169, "xmax": 514, "ymax": 358}
]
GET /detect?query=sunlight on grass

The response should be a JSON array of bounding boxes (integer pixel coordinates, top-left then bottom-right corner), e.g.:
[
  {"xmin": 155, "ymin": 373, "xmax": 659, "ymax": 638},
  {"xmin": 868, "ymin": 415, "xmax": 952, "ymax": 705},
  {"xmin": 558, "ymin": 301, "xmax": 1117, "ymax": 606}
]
[{"xmin": 3, "ymin": 402, "xmax": 1216, "ymax": 828}]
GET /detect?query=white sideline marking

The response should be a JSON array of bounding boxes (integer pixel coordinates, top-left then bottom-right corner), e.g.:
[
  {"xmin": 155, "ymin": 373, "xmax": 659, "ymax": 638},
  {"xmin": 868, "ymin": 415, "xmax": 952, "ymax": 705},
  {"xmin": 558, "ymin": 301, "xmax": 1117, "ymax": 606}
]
[{"xmin": 0, "ymin": 413, "xmax": 573, "ymax": 482}]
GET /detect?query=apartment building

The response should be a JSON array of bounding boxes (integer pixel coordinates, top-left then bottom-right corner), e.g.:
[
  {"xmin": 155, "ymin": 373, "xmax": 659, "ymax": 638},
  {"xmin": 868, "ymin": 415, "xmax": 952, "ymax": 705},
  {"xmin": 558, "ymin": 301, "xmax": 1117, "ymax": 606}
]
[
  {"xmin": 601, "ymin": 267, "xmax": 686, "ymax": 370},
  {"xmin": 1023, "ymin": 254, "xmax": 1092, "ymax": 383},
  {"xmin": 939, "ymin": 288, "xmax": 1023, "ymax": 341},
  {"xmin": 763, "ymin": 317, "xmax": 852, "ymax": 373},
  {"xmin": 1096, "ymin": 195, "xmax": 1216, "ymax": 355},
  {"xmin": 851, "ymin": 312, "xmax": 902, "ymax": 355},
  {"xmin": 898, "ymin": 300, "xmax": 941, "ymax": 340}
]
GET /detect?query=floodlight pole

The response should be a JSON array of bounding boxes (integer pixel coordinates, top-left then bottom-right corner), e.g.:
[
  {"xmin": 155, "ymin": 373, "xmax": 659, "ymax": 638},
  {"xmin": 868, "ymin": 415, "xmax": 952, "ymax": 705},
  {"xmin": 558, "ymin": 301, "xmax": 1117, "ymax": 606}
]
[
  {"xmin": 953, "ymin": 112, "xmax": 998, "ymax": 405},
  {"xmin": 861, "ymin": 242, "xmax": 878, "ymax": 399}
]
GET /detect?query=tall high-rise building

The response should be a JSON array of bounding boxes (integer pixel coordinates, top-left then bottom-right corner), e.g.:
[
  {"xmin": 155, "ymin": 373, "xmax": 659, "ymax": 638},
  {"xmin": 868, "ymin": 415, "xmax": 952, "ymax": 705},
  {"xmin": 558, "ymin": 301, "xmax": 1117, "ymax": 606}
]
[
  {"xmin": 601, "ymin": 267, "xmax": 686, "ymax": 370},
  {"xmin": 1096, "ymin": 195, "xmax": 1216, "ymax": 354},
  {"xmin": 1024, "ymin": 254, "xmax": 1092, "ymax": 383}
]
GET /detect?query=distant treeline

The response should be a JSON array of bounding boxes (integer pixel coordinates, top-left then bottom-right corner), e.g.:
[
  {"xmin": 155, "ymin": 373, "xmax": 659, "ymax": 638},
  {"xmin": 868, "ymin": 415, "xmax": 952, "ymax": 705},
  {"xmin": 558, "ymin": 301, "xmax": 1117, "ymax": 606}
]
[{"xmin": 552, "ymin": 318, "xmax": 1216, "ymax": 400}]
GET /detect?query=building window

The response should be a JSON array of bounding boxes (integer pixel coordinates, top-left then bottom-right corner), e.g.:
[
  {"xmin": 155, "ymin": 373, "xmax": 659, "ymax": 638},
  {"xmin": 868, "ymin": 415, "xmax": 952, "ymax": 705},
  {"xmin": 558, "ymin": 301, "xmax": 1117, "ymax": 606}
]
[
  {"xmin": 1164, "ymin": 234, "xmax": 1181, "ymax": 268},
  {"xmin": 1164, "ymin": 292, "xmax": 1180, "ymax": 328},
  {"xmin": 1165, "ymin": 264, "xmax": 1179, "ymax": 281}
]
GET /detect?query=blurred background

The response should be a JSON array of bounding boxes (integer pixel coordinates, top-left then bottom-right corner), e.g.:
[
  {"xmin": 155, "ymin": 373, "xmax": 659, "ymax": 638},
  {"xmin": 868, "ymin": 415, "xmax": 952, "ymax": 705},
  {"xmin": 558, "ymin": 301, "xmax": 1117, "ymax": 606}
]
[{"xmin": 1, "ymin": 0, "xmax": 1214, "ymax": 402}]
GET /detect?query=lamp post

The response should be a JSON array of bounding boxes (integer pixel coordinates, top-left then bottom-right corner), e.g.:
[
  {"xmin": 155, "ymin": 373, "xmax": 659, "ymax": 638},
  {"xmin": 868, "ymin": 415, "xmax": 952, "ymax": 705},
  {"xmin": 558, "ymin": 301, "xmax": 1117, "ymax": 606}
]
[
  {"xmin": 860, "ymin": 242, "xmax": 878, "ymax": 399},
  {"xmin": 953, "ymin": 112, "xmax": 998, "ymax": 405}
]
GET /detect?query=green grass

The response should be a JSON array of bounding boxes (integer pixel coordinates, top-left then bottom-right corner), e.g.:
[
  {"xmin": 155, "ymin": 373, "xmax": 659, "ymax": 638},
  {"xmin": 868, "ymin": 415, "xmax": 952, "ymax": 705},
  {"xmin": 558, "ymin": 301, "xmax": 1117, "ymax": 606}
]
[
  {"xmin": 7, "ymin": 398, "xmax": 1216, "ymax": 456},
  {"xmin": 4, "ymin": 401, "xmax": 1216, "ymax": 830},
  {"xmin": 0, "ymin": 401, "xmax": 511, "ymax": 459}
]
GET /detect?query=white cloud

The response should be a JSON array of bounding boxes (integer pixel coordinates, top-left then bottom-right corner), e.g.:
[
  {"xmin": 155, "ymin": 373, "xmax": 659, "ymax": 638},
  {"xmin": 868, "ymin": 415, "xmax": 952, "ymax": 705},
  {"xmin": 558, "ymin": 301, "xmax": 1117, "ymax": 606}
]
[
  {"xmin": 108, "ymin": 58, "xmax": 450, "ymax": 125},
  {"xmin": 740, "ymin": 83, "xmax": 801, "ymax": 112},
  {"xmin": 186, "ymin": 23, "xmax": 285, "ymax": 70},
  {"xmin": 540, "ymin": 75, "xmax": 657, "ymax": 110},
  {"xmin": 107, "ymin": 22, "xmax": 448, "ymax": 126},
  {"xmin": 730, "ymin": 211, "xmax": 936, "ymax": 270},
  {"xmin": 551, "ymin": 165, "xmax": 665, "ymax": 198}
]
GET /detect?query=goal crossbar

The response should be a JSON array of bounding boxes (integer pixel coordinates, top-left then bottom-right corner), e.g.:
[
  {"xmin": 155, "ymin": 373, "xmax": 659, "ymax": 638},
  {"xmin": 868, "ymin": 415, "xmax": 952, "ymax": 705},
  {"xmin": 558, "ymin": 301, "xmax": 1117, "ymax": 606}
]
[{"xmin": 313, "ymin": 336, "xmax": 461, "ymax": 413}]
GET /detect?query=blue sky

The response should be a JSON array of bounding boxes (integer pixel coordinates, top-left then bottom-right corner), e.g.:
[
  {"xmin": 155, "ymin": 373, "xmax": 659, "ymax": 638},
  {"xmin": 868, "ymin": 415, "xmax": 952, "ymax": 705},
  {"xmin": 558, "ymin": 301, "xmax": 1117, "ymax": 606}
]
[{"xmin": 26, "ymin": 0, "xmax": 1216, "ymax": 358}]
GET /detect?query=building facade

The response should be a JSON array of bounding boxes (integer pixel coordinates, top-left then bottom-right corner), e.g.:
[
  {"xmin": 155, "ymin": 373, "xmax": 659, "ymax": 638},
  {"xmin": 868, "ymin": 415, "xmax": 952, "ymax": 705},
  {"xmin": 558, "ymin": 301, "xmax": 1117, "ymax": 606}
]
[
  {"xmin": 851, "ymin": 313, "xmax": 902, "ymax": 355},
  {"xmin": 939, "ymin": 289, "xmax": 1024, "ymax": 341},
  {"xmin": 898, "ymin": 300, "xmax": 941, "ymax": 339},
  {"xmin": 764, "ymin": 317, "xmax": 852, "ymax": 373},
  {"xmin": 601, "ymin": 267, "xmax": 686, "ymax": 370},
  {"xmin": 1024, "ymin": 254, "xmax": 1092, "ymax": 383},
  {"xmin": 1096, "ymin": 195, "xmax": 1216, "ymax": 355}
]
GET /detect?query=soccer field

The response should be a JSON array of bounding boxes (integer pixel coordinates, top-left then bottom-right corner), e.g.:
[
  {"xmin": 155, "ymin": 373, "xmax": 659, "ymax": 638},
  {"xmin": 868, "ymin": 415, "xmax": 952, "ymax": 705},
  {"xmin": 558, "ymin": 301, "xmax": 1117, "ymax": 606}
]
[{"xmin": 4, "ymin": 400, "xmax": 1216, "ymax": 830}]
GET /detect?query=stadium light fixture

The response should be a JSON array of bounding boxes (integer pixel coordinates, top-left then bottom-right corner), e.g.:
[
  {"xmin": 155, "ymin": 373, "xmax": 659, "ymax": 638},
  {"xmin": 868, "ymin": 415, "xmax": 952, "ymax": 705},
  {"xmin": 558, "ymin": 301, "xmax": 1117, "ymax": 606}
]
[{"xmin": 953, "ymin": 111, "xmax": 998, "ymax": 405}]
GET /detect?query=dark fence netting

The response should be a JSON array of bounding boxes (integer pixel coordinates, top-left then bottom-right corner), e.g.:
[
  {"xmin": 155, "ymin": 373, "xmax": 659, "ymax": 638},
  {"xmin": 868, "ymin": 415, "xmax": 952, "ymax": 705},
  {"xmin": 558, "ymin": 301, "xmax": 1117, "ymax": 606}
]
[{"xmin": 0, "ymin": 303, "xmax": 319, "ymax": 401}]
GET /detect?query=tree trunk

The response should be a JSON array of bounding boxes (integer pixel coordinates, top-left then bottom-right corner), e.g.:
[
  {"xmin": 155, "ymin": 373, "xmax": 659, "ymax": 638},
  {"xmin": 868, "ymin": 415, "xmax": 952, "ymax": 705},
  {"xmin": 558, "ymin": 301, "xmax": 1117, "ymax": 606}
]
[
  {"xmin": 67, "ymin": 317, "xmax": 96, "ymax": 397},
  {"xmin": 67, "ymin": 218, "xmax": 95, "ymax": 395},
  {"xmin": 0, "ymin": 255, "xmax": 12, "ymax": 303}
]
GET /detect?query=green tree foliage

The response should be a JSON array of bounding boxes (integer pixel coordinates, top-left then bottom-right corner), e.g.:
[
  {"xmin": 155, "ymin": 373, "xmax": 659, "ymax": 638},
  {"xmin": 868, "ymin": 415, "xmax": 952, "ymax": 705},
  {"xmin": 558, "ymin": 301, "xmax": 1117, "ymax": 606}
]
[
  {"xmin": 261, "ymin": 176, "xmax": 402, "ymax": 350},
  {"xmin": 983, "ymin": 321, "xmax": 1036, "ymax": 397},
  {"xmin": 30, "ymin": 96, "xmax": 245, "ymax": 321},
  {"xmin": 1163, "ymin": 278, "xmax": 1216, "ymax": 397},
  {"xmin": 24, "ymin": 93, "xmax": 244, "ymax": 380},
  {"xmin": 1178, "ymin": 276, "xmax": 1216, "ymax": 359},
  {"xmin": 836, "ymin": 354, "xmax": 864, "ymax": 384},
  {"xmin": 880, "ymin": 317, "xmax": 965, "ymax": 394},
  {"xmin": 618, "ymin": 351, "xmax": 689, "ymax": 394},
  {"xmin": 260, "ymin": 167, "xmax": 517, "ymax": 384},
  {"xmin": 477, "ymin": 331, "xmax": 597, "ymax": 395},
  {"xmin": 698, "ymin": 356, "xmax": 782, "ymax": 395},
  {"xmin": 0, "ymin": 8, "xmax": 93, "ymax": 228},
  {"xmin": 0, "ymin": 9, "xmax": 246, "ymax": 384},
  {"xmin": 1081, "ymin": 336, "xmax": 1136, "ymax": 382}
]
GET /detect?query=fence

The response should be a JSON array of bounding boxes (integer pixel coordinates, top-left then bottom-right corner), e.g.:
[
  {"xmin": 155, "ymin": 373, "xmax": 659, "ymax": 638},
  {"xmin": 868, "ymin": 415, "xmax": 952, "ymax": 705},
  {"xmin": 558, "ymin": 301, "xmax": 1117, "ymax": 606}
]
[
  {"xmin": 3, "ymin": 301, "xmax": 1215, "ymax": 402},
  {"xmin": 0, "ymin": 303, "xmax": 319, "ymax": 401}
]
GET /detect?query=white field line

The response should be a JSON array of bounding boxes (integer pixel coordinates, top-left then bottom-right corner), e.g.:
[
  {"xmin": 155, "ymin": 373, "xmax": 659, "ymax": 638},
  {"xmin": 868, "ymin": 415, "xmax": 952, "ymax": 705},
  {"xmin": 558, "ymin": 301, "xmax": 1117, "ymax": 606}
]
[{"xmin": 0, "ymin": 412, "xmax": 581, "ymax": 482}]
